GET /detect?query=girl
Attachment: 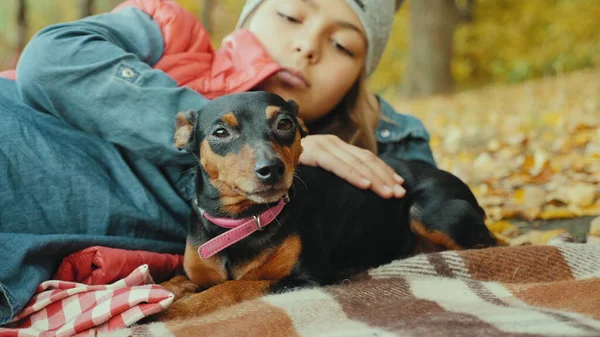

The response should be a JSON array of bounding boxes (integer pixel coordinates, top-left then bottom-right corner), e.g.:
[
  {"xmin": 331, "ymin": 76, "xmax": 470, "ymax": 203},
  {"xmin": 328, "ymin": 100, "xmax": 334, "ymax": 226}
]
[{"xmin": 0, "ymin": 0, "xmax": 434, "ymax": 324}]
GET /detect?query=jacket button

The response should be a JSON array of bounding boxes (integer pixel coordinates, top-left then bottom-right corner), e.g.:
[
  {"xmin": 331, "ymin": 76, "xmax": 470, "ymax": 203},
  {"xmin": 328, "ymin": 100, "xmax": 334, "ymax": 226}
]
[
  {"xmin": 380, "ymin": 129, "xmax": 391, "ymax": 138},
  {"xmin": 121, "ymin": 68, "xmax": 135, "ymax": 78}
]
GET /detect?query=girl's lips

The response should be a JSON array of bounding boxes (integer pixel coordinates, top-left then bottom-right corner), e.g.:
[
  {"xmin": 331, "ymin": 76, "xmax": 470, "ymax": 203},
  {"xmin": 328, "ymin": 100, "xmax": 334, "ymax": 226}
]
[{"xmin": 276, "ymin": 69, "xmax": 310, "ymax": 89}]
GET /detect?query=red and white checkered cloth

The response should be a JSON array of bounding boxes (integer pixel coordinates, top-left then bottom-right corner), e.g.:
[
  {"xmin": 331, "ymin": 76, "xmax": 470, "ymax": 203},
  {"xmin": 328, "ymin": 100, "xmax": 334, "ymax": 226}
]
[{"xmin": 0, "ymin": 265, "xmax": 173, "ymax": 337}]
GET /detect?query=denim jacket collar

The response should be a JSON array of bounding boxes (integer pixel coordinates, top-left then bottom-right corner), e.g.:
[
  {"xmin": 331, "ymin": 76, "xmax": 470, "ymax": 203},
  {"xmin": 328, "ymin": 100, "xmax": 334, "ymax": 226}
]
[{"xmin": 375, "ymin": 96, "xmax": 431, "ymax": 144}]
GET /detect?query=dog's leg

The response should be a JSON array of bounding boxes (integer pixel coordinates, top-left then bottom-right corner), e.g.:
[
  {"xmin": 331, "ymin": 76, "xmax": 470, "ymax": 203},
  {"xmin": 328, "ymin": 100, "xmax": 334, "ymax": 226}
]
[
  {"xmin": 154, "ymin": 272, "xmax": 319, "ymax": 321},
  {"xmin": 154, "ymin": 280, "xmax": 274, "ymax": 321},
  {"xmin": 410, "ymin": 199, "xmax": 497, "ymax": 250},
  {"xmin": 160, "ymin": 274, "xmax": 201, "ymax": 301}
]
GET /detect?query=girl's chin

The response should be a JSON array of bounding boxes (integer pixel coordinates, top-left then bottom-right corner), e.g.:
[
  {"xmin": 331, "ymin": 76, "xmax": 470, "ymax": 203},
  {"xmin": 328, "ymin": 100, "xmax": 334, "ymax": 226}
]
[
  {"xmin": 251, "ymin": 82, "xmax": 323, "ymax": 120},
  {"xmin": 254, "ymin": 83, "xmax": 299, "ymax": 101}
]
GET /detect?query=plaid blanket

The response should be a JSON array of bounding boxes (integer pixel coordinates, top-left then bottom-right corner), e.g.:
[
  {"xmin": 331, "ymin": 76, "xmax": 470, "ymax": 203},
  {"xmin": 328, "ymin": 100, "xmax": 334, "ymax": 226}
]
[
  {"xmin": 106, "ymin": 244, "xmax": 600, "ymax": 337},
  {"xmin": 0, "ymin": 265, "xmax": 173, "ymax": 337}
]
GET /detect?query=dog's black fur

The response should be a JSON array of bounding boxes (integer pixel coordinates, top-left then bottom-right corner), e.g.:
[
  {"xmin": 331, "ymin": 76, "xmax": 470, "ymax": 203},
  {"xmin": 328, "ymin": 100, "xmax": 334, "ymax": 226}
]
[{"xmin": 158, "ymin": 91, "xmax": 497, "ymax": 319}]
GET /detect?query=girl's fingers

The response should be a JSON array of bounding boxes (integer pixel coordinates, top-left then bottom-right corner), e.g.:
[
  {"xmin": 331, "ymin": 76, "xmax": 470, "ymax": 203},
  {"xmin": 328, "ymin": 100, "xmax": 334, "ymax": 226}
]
[
  {"xmin": 317, "ymin": 155, "xmax": 373, "ymax": 190},
  {"xmin": 340, "ymin": 139, "xmax": 405, "ymax": 198},
  {"xmin": 298, "ymin": 135, "xmax": 406, "ymax": 198},
  {"xmin": 327, "ymin": 138, "xmax": 395, "ymax": 198},
  {"xmin": 299, "ymin": 137, "xmax": 371, "ymax": 189},
  {"xmin": 387, "ymin": 162, "xmax": 406, "ymax": 197}
]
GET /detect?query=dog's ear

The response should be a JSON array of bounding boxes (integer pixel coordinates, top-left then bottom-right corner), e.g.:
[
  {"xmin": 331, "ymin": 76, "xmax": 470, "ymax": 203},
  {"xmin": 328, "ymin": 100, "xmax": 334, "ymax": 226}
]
[
  {"xmin": 285, "ymin": 99, "xmax": 299, "ymax": 116},
  {"xmin": 174, "ymin": 110, "xmax": 198, "ymax": 152},
  {"xmin": 297, "ymin": 117, "xmax": 308, "ymax": 138},
  {"xmin": 285, "ymin": 99, "xmax": 308, "ymax": 138}
]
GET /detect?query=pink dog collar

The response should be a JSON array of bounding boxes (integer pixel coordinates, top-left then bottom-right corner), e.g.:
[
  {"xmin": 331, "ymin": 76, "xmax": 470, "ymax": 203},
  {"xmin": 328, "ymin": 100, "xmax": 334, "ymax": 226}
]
[{"xmin": 197, "ymin": 194, "xmax": 289, "ymax": 259}]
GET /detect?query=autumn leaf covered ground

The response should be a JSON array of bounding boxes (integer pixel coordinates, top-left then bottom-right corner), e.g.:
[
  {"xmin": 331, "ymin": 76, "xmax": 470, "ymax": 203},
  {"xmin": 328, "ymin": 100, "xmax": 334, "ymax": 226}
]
[{"xmin": 386, "ymin": 68, "xmax": 600, "ymax": 245}]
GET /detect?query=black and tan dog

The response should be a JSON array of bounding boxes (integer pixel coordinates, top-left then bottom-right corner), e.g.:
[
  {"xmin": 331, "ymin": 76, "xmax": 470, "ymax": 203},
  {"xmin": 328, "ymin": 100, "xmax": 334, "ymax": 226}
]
[{"xmin": 157, "ymin": 91, "xmax": 497, "ymax": 320}]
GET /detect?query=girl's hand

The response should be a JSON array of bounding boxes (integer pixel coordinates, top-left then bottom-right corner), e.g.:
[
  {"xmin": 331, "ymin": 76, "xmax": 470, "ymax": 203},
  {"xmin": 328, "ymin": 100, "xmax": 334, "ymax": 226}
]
[{"xmin": 299, "ymin": 135, "xmax": 406, "ymax": 199}]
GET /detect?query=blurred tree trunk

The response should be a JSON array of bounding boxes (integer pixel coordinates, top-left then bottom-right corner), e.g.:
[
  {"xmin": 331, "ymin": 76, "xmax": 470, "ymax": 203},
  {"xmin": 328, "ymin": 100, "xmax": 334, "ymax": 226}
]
[
  {"xmin": 16, "ymin": 0, "xmax": 27, "ymax": 53},
  {"xmin": 402, "ymin": 0, "xmax": 460, "ymax": 98},
  {"xmin": 79, "ymin": 0, "xmax": 94, "ymax": 18},
  {"xmin": 202, "ymin": 0, "xmax": 215, "ymax": 34}
]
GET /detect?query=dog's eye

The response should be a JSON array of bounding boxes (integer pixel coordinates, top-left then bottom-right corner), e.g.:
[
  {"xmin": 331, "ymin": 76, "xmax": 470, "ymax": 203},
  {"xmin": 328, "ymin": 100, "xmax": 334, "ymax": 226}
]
[
  {"xmin": 213, "ymin": 128, "xmax": 230, "ymax": 138},
  {"xmin": 277, "ymin": 118, "xmax": 294, "ymax": 131}
]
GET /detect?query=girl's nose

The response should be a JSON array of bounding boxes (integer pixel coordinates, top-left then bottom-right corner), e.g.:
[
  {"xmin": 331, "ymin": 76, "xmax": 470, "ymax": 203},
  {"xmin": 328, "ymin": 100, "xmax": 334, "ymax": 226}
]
[{"xmin": 293, "ymin": 38, "xmax": 320, "ymax": 64}]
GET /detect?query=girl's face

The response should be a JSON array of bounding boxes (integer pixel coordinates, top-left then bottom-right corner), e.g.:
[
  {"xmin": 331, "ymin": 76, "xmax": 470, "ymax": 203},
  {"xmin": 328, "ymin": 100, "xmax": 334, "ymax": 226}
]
[{"xmin": 247, "ymin": 0, "xmax": 367, "ymax": 123}]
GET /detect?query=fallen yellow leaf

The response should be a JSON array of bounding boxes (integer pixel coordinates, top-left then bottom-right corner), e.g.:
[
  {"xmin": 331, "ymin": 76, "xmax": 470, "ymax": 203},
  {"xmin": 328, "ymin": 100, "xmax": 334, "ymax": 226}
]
[
  {"xmin": 587, "ymin": 234, "xmax": 600, "ymax": 245},
  {"xmin": 493, "ymin": 232, "xmax": 512, "ymax": 246},
  {"xmin": 487, "ymin": 139, "xmax": 501, "ymax": 152},
  {"xmin": 486, "ymin": 207, "xmax": 504, "ymax": 222},
  {"xmin": 509, "ymin": 229, "xmax": 567, "ymax": 246},
  {"xmin": 512, "ymin": 188, "xmax": 525, "ymax": 204},
  {"xmin": 501, "ymin": 206, "xmax": 522, "ymax": 219},
  {"xmin": 585, "ymin": 143, "xmax": 600, "ymax": 157},
  {"xmin": 565, "ymin": 183, "xmax": 596, "ymax": 207},
  {"xmin": 520, "ymin": 207, "xmax": 541, "ymax": 221},
  {"xmin": 539, "ymin": 207, "xmax": 576, "ymax": 220},
  {"xmin": 590, "ymin": 216, "xmax": 600, "ymax": 236},
  {"xmin": 523, "ymin": 186, "xmax": 546, "ymax": 208},
  {"xmin": 531, "ymin": 165, "xmax": 555, "ymax": 184},
  {"xmin": 540, "ymin": 112, "xmax": 565, "ymax": 128},
  {"xmin": 487, "ymin": 220, "xmax": 519, "ymax": 238},
  {"xmin": 572, "ymin": 130, "xmax": 595, "ymax": 147},
  {"xmin": 581, "ymin": 202, "xmax": 600, "ymax": 217}
]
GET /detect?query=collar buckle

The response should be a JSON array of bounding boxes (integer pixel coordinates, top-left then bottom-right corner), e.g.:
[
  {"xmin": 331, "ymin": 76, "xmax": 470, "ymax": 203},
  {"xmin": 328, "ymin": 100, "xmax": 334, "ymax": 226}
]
[{"xmin": 253, "ymin": 215, "xmax": 263, "ymax": 231}]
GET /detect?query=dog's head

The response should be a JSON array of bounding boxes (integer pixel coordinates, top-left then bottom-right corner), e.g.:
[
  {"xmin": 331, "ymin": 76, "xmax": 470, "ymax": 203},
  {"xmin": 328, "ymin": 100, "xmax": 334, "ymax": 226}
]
[{"xmin": 174, "ymin": 92, "xmax": 308, "ymax": 215}]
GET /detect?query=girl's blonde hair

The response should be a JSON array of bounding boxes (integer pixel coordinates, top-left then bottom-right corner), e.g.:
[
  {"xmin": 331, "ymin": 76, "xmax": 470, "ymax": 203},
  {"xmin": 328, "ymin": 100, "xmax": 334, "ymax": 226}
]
[{"xmin": 307, "ymin": 76, "xmax": 381, "ymax": 153}]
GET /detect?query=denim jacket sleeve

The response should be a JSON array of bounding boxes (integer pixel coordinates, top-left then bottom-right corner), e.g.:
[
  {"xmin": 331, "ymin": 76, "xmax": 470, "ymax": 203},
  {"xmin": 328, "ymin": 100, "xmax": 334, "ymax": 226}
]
[
  {"xmin": 15, "ymin": 7, "xmax": 205, "ymax": 166},
  {"xmin": 375, "ymin": 97, "xmax": 437, "ymax": 167}
]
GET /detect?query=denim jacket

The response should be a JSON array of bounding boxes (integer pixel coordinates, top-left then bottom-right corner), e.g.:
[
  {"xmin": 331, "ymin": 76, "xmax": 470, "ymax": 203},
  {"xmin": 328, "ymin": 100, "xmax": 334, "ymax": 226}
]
[
  {"xmin": 376, "ymin": 99, "xmax": 435, "ymax": 165},
  {"xmin": 14, "ymin": 6, "xmax": 435, "ymax": 202}
]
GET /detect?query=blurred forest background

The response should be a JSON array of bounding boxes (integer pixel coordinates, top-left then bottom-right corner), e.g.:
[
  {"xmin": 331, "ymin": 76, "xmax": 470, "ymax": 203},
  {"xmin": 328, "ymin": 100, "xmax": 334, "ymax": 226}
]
[{"xmin": 1, "ymin": 0, "xmax": 599, "ymax": 243}]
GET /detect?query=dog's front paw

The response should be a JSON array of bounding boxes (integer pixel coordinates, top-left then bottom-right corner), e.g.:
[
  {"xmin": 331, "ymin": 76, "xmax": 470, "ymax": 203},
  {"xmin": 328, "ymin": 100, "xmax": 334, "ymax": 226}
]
[
  {"xmin": 152, "ymin": 303, "xmax": 187, "ymax": 322},
  {"xmin": 152, "ymin": 292, "xmax": 209, "ymax": 322},
  {"xmin": 160, "ymin": 275, "xmax": 199, "ymax": 301}
]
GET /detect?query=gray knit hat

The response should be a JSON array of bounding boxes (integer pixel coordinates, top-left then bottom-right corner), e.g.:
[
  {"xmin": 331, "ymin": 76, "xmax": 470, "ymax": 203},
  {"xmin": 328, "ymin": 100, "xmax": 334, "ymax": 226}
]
[{"xmin": 236, "ymin": 0, "xmax": 402, "ymax": 77}]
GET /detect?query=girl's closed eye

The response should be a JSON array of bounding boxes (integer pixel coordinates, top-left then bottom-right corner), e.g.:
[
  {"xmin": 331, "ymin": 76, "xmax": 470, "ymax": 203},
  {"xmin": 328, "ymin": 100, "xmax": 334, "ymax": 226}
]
[
  {"xmin": 277, "ymin": 12, "xmax": 300, "ymax": 23},
  {"xmin": 333, "ymin": 41, "xmax": 354, "ymax": 57}
]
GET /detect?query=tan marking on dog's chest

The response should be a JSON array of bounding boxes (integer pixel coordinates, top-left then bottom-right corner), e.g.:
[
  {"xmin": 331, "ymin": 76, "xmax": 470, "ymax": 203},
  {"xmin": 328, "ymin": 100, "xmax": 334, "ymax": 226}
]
[
  {"xmin": 233, "ymin": 235, "xmax": 302, "ymax": 281},
  {"xmin": 183, "ymin": 243, "xmax": 227, "ymax": 287}
]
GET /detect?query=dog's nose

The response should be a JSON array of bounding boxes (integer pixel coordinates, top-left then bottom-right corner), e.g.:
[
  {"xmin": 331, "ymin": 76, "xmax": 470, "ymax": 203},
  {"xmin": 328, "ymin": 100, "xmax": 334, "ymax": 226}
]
[{"xmin": 254, "ymin": 158, "xmax": 285, "ymax": 184}]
